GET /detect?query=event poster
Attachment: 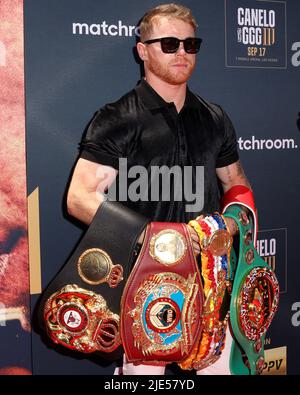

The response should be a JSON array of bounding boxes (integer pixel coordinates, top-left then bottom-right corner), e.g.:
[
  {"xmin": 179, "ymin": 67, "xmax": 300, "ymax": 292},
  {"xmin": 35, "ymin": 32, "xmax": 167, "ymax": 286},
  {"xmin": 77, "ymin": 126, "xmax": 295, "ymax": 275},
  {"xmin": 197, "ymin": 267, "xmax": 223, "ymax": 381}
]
[{"xmin": 0, "ymin": 0, "xmax": 31, "ymax": 375}]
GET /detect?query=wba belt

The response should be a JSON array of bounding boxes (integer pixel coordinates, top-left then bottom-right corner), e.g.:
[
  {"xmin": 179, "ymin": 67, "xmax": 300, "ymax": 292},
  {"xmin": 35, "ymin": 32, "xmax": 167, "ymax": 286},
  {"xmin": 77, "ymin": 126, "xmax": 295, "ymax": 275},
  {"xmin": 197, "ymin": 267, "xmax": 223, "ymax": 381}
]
[{"xmin": 120, "ymin": 222, "xmax": 204, "ymax": 365}]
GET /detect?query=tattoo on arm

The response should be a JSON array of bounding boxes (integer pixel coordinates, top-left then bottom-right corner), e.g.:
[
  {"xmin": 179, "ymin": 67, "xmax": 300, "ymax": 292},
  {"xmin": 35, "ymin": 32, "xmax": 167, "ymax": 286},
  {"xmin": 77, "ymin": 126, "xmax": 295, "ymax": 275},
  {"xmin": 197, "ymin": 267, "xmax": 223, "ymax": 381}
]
[
  {"xmin": 236, "ymin": 160, "xmax": 246, "ymax": 178},
  {"xmin": 236, "ymin": 161, "xmax": 252, "ymax": 188},
  {"xmin": 221, "ymin": 161, "xmax": 251, "ymax": 189},
  {"xmin": 225, "ymin": 166, "xmax": 234, "ymax": 184}
]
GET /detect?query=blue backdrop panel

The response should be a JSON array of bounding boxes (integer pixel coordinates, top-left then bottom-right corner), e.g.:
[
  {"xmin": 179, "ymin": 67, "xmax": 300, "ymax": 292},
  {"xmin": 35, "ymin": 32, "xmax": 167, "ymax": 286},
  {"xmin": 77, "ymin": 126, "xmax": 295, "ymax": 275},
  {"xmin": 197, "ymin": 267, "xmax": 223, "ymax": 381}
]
[{"xmin": 24, "ymin": 0, "xmax": 300, "ymax": 374}]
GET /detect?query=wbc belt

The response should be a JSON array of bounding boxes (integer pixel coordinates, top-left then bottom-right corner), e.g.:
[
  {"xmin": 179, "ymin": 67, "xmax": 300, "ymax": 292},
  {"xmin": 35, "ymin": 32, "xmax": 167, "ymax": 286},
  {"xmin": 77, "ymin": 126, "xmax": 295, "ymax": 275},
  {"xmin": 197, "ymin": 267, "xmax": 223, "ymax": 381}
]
[
  {"xmin": 224, "ymin": 205, "xmax": 280, "ymax": 375},
  {"xmin": 120, "ymin": 222, "xmax": 204, "ymax": 365}
]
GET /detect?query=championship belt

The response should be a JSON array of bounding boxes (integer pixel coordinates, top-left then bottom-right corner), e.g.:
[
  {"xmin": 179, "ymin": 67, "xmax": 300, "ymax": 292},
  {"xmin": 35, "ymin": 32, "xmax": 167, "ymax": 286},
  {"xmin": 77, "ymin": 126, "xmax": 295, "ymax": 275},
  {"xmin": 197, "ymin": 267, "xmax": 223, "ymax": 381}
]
[
  {"xmin": 44, "ymin": 284, "xmax": 121, "ymax": 353},
  {"xmin": 222, "ymin": 184, "xmax": 258, "ymax": 245},
  {"xmin": 120, "ymin": 222, "xmax": 204, "ymax": 365},
  {"xmin": 224, "ymin": 205, "xmax": 280, "ymax": 375},
  {"xmin": 179, "ymin": 213, "xmax": 233, "ymax": 370},
  {"xmin": 40, "ymin": 200, "xmax": 149, "ymax": 358}
]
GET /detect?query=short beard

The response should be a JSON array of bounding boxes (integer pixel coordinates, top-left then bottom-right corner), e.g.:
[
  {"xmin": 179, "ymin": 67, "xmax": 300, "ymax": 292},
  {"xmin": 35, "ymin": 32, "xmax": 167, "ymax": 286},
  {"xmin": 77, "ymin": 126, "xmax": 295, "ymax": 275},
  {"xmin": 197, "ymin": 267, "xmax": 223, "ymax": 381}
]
[{"xmin": 148, "ymin": 59, "xmax": 195, "ymax": 85}]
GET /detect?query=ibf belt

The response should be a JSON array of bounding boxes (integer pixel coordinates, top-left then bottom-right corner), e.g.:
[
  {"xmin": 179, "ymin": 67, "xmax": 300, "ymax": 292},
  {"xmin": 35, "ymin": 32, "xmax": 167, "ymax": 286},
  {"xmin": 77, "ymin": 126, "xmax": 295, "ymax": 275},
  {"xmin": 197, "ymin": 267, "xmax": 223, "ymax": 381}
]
[{"xmin": 120, "ymin": 222, "xmax": 204, "ymax": 365}]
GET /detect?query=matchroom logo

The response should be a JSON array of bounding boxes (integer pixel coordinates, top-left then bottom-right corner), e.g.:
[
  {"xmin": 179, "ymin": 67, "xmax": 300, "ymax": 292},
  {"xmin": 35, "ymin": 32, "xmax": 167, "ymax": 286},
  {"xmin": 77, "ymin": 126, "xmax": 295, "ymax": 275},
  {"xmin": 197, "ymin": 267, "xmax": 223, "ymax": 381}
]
[
  {"xmin": 225, "ymin": 0, "xmax": 287, "ymax": 68},
  {"xmin": 256, "ymin": 228, "xmax": 287, "ymax": 293}
]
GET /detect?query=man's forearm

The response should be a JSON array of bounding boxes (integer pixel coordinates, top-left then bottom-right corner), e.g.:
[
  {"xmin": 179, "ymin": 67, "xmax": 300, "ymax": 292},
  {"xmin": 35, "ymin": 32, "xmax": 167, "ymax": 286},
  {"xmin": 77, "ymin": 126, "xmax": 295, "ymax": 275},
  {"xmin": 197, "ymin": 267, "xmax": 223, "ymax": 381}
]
[
  {"xmin": 217, "ymin": 160, "xmax": 252, "ymax": 194},
  {"xmin": 67, "ymin": 191, "xmax": 148, "ymax": 248},
  {"xmin": 67, "ymin": 191, "xmax": 104, "ymax": 225}
]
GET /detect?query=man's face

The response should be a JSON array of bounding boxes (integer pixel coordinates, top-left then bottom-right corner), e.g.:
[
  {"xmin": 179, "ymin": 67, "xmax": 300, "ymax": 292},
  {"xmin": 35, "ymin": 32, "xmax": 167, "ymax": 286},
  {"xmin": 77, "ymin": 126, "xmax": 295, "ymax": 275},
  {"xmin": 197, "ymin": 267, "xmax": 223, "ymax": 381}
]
[{"xmin": 141, "ymin": 17, "xmax": 197, "ymax": 85}]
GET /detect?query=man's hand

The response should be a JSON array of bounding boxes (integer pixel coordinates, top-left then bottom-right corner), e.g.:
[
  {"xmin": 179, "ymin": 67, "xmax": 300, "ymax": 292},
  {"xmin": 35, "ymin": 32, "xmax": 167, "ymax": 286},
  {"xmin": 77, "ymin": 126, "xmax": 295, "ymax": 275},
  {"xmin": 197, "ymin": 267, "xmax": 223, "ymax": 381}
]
[
  {"xmin": 137, "ymin": 214, "xmax": 239, "ymax": 259},
  {"xmin": 138, "ymin": 226, "xmax": 201, "ymax": 256},
  {"xmin": 223, "ymin": 217, "xmax": 239, "ymax": 236},
  {"xmin": 187, "ymin": 225, "xmax": 201, "ymax": 256},
  {"xmin": 187, "ymin": 213, "xmax": 239, "ymax": 257}
]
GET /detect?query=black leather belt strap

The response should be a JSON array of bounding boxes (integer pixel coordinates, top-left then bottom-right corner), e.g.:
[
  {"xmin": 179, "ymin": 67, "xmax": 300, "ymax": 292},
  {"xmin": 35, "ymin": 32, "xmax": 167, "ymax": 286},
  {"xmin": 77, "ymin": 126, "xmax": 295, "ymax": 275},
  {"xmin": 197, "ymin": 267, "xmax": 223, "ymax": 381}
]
[{"xmin": 38, "ymin": 199, "xmax": 149, "ymax": 326}]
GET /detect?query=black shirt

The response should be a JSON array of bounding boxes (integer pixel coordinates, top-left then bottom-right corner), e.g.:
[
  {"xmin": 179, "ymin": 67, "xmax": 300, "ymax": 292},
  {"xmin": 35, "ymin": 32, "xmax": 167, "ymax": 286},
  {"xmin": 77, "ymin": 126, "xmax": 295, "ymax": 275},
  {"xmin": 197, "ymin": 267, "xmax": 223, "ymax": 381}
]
[{"xmin": 80, "ymin": 79, "xmax": 239, "ymax": 222}]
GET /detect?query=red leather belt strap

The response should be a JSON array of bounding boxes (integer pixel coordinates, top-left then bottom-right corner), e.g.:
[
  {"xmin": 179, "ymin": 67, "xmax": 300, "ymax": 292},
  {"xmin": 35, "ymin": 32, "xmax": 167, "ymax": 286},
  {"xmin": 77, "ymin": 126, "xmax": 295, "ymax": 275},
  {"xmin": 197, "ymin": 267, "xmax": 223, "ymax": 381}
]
[
  {"xmin": 120, "ymin": 222, "xmax": 204, "ymax": 365},
  {"xmin": 221, "ymin": 185, "xmax": 258, "ymax": 246}
]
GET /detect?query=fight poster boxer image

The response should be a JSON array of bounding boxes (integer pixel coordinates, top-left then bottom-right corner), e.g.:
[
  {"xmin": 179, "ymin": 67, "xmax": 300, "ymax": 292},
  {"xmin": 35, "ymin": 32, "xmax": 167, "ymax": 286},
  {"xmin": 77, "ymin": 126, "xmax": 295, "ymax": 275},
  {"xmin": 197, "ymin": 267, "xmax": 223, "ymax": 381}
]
[{"xmin": 0, "ymin": 0, "xmax": 32, "ymax": 375}]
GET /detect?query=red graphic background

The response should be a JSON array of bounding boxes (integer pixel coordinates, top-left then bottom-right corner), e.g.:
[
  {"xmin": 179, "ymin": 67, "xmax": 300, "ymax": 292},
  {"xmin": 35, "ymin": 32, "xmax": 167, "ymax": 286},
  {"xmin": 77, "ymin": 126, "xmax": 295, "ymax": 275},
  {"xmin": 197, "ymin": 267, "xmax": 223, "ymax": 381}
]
[{"xmin": 0, "ymin": 0, "xmax": 31, "ymax": 375}]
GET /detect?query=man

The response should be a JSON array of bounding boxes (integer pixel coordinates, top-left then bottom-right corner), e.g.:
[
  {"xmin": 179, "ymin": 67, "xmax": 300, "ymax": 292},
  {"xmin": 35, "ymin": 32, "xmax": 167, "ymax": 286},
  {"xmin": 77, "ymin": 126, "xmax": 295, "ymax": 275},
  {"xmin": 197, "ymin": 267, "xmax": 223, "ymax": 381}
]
[{"xmin": 67, "ymin": 3, "xmax": 253, "ymax": 375}]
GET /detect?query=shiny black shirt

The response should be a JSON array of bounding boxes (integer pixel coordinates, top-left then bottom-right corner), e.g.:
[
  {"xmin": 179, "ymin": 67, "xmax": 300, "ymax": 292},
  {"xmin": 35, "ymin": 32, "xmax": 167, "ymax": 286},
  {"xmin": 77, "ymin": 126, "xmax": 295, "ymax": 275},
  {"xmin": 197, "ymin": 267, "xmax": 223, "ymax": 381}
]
[{"xmin": 80, "ymin": 79, "xmax": 239, "ymax": 222}]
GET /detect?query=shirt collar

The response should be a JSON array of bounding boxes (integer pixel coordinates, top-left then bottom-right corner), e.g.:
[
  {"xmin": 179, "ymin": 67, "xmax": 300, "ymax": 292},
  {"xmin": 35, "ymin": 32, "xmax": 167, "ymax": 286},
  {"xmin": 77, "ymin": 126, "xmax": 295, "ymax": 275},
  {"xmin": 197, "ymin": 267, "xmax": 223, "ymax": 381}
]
[{"xmin": 135, "ymin": 78, "xmax": 199, "ymax": 111}]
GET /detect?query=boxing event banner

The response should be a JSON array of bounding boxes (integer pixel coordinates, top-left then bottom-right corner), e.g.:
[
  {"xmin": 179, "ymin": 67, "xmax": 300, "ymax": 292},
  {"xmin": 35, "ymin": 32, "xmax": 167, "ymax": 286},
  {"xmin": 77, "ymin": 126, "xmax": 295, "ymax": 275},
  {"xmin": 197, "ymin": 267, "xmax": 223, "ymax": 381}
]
[
  {"xmin": 0, "ymin": 0, "xmax": 31, "ymax": 375},
  {"xmin": 225, "ymin": 0, "xmax": 287, "ymax": 68}
]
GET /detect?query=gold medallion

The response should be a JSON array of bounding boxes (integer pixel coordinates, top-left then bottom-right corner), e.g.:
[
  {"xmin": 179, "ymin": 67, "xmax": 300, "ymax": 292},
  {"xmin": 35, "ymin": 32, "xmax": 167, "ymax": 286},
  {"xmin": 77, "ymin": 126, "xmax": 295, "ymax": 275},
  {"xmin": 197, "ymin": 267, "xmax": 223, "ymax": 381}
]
[
  {"xmin": 206, "ymin": 229, "xmax": 232, "ymax": 256},
  {"xmin": 78, "ymin": 248, "xmax": 123, "ymax": 287},
  {"xmin": 245, "ymin": 249, "xmax": 255, "ymax": 265},
  {"xmin": 239, "ymin": 211, "xmax": 250, "ymax": 226},
  {"xmin": 44, "ymin": 284, "xmax": 121, "ymax": 353},
  {"xmin": 256, "ymin": 356, "xmax": 265, "ymax": 375},
  {"xmin": 254, "ymin": 338, "xmax": 263, "ymax": 353},
  {"xmin": 244, "ymin": 230, "xmax": 253, "ymax": 246},
  {"xmin": 149, "ymin": 229, "xmax": 187, "ymax": 266}
]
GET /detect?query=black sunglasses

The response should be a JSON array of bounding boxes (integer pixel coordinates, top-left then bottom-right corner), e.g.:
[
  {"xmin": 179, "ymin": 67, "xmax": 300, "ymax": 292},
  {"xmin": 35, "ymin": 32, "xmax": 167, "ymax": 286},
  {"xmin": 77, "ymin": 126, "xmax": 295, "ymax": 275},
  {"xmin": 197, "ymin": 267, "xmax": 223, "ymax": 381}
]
[{"xmin": 143, "ymin": 37, "xmax": 202, "ymax": 54}]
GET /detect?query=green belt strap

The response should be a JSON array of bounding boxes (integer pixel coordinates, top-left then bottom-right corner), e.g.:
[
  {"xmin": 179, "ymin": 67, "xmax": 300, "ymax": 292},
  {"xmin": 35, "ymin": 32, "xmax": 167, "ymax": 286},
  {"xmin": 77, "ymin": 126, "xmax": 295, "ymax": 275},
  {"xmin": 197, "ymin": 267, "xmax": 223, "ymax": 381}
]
[{"xmin": 223, "ymin": 205, "xmax": 280, "ymax": 375}]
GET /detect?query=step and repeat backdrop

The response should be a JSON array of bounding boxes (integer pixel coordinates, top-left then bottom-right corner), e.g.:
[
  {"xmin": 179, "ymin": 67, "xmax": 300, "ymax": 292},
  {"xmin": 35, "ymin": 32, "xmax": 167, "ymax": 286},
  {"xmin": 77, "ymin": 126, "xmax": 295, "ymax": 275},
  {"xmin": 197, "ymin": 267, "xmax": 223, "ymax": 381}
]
[{"xmin": 1, "ymin": 0, "xmax": 300, "ymax": 375}]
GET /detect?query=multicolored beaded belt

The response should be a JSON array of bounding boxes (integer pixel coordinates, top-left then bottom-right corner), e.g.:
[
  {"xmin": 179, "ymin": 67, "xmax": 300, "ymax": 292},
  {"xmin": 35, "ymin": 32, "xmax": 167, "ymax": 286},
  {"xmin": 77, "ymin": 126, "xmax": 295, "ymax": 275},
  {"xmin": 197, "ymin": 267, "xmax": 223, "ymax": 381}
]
[{"xmin": 179, "ymin": 212, "xmax": 232, "ymax": 370}]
